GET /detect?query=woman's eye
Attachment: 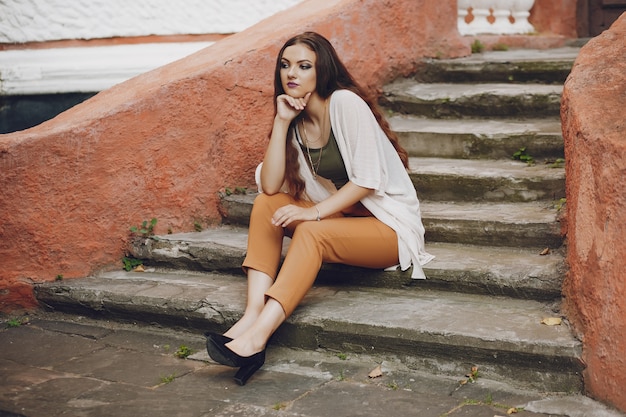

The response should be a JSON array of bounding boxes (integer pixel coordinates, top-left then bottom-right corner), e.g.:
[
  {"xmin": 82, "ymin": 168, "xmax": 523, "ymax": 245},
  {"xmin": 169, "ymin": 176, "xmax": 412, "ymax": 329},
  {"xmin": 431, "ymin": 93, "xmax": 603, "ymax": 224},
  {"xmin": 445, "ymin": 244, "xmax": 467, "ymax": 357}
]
[
  {"xmin": 300, "ymin": 64, "xmax": 311, "ymax": 70},
  {"xmin": 280, "ymin": 62, "xmax": 289, "ymax": 69}
]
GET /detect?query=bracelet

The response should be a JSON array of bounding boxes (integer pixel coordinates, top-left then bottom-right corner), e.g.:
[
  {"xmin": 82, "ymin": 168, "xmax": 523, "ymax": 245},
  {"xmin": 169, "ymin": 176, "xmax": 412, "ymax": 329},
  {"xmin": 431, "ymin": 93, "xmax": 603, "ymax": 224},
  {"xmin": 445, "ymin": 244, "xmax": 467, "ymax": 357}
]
[{"xmin": 315, "ymin": 206, "xmax": 321, "ymax": 221}]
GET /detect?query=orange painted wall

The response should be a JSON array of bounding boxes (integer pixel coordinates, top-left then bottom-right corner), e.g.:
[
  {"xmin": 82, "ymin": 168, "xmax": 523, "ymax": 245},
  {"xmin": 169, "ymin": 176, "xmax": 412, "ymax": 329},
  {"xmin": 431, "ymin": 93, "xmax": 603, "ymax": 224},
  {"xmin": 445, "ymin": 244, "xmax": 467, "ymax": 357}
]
[
  {"xmin": 561, "ymin": 13, "xmax": 626, "ymax": 412},
  {"xmin": 531, "ymin": 0, "xmax": 579, "ymax": 37},
  {"xmin": 0, "ymin": 0, "xmax": 468, "ymax": 311}
]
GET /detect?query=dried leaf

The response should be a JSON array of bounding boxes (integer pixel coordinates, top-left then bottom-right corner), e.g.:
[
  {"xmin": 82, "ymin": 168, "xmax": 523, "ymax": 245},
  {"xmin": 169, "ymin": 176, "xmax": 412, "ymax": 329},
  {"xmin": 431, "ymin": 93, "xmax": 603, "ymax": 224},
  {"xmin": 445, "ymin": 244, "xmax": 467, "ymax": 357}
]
[
  {"xmin": 368, "ymin": 364, "xmax": 383, "ymax": 379},
  {"xmin": 507, "ymin": 407, "xmax": 519, "ymax": 414},
  {"xmin": 541, "ymin": 317, "xmax": 562, "ymax": 326},
  {"xmin": 133, "ymin": 264, "xmax": 145, "ymax": 272},
  {"xmin": 539, "ymin": 247, "xmax": 551, "ymax": 256}
]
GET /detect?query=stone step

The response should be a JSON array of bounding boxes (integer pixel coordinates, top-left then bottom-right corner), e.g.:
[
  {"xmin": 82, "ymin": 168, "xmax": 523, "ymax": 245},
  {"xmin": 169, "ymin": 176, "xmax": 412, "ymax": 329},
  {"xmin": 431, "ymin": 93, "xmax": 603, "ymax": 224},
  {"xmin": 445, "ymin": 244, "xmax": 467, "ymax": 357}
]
[
  {"xmin": 129, "ymin": 225, "xmax": 563, "ymax": 299},
  {"xmin": 414, "ymin": 47, "xmax": 579, "ymax": 84},
  {"xmin": 33, "ymin": 269, "xmax": 583, "ymax": 393},
  {"xmin": 381, "ymin": 80, "xmax": 562, "ymax": 119},
  {"xmin": 389, "ymin": 115, "xmax": 564, "ymax": 160},
  {"xmin": 410, "ymin": 157, "xmax": 565, "ymax": 202},
  {"xmin": 219, "ymin": 195, "xmax": 563, "ymax": 248}
]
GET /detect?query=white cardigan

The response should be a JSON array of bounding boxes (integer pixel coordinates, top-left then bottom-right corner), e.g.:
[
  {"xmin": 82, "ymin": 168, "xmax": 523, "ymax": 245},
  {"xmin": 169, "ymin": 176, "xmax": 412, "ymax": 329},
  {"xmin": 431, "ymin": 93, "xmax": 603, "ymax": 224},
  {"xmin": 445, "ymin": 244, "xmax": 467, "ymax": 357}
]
[{"xmin": 256, "ymin": 89, "xmax": 434, "ymax": 278}]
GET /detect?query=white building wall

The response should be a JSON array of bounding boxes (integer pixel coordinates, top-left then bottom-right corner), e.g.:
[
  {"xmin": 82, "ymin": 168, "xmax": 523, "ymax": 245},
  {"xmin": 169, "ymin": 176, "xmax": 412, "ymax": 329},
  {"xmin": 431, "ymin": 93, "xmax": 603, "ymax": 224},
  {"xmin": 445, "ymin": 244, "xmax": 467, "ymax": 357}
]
[
  {"xmin": 0, "ymin": 0, "xmax": 303, "ymax": 95},
  {"xmin": 0, "ymin": 0, "xmax": 302, "ymax": 43}
]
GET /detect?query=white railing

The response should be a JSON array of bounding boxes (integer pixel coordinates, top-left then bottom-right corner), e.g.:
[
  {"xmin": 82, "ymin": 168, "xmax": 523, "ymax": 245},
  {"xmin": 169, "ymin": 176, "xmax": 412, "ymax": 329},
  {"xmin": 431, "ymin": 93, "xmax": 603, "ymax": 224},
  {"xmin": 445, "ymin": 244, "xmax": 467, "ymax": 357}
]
[{"xmin": 458, "ymin": 0, "xmax": 536, "ymax": 35}]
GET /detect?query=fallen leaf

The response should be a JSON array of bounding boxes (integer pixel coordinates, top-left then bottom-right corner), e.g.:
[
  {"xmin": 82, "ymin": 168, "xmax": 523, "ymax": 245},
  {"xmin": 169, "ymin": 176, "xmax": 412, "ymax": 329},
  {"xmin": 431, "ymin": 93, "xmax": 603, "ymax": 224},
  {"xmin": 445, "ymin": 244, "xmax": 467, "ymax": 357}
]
[
  {"xmin": 133, "ymin": 265, "xmax": 145, "ymax": 272},
  {"xmin": 541, "ymin": 317, "xmax": 562, "ymax": 326},
  {"xmin": 368, "ymin": 364, "xmax": 383, "ymax": 379},
  {"xmin": 539, "ymin": 247, "xmax": 551, "ymax": 256},
  {"xmin": 507, "ymin": 407, "xmax": 519, "ymax": 414}
]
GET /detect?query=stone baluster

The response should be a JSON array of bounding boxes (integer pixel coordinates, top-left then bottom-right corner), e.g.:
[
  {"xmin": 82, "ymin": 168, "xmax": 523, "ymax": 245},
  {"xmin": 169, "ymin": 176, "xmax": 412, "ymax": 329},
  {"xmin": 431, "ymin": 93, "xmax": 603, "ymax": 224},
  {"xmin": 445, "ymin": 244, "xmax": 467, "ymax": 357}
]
[
  {"xmin": 469, "ymin": 0, "xmax": 494, "ymax": 35},
  {"xmin": 458, "ymin": 0, "xmax": 472, "ymax": 35},
  {"xmin": 511, "ymin": 0, "xmax": 536, "ymax": 33},
  {"xmin": 457, "ymin": 0, "xmax": 536, "ymax": 35},
  {"xmin": 492, "ymin": 0, "xmax": 515, "ymax": 34}
]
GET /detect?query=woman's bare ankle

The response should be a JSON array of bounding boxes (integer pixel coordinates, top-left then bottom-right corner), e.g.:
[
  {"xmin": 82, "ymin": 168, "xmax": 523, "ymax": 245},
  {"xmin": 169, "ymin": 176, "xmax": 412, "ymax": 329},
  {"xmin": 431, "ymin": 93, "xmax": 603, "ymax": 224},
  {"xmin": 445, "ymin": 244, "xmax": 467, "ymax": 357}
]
[{"xmin": 223, "ymin": 312, "xmax": 260, "ymax": 339}]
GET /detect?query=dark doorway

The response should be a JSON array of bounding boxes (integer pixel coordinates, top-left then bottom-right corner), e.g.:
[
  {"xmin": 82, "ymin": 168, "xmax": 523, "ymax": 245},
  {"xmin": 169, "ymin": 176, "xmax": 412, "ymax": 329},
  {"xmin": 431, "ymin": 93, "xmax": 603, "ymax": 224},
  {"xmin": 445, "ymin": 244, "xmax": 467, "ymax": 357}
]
[{"xmin": 581, "ymin": 0, "xmax": 626, "ymax": 36}]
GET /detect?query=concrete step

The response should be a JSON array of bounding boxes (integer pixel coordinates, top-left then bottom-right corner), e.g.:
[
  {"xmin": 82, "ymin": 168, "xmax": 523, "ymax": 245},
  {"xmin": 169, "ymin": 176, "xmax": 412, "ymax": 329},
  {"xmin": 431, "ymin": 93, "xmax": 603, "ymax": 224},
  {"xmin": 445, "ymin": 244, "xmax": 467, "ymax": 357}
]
[
  {"xmin": 410, "ymin": 157, "xmax": 565, "ymax": 202},
  {"xmin": 220, "ymin": 194, "xmax": 564, "ymax": 248},
  {"xmin": 222, "ymin": 194, "xmax": 563, "ymax": 248},
  {"xmin": 222, "ymin": 157, "xmax": 566, "ymax": 208},
  {"xmin": 414, "ymin": 47, "xmax": 579, "ymax": 84},
  {"xmin": 34, "ymin": 269, "xmax": 583, "ymax": 393},
  {"xmin": 128, "ymin": 225, "xmax": 563, "ymax": 299},
  {"xmin": 422, "ymin": 201, "xmax": 564, "ymax": 248},
  {"xmin": 389, "ymin": 115, "xmax": 564, "ymax": 160},
  {"xmin": 381, "ymin": 80, "xmax": 562, "ymax": 118}
]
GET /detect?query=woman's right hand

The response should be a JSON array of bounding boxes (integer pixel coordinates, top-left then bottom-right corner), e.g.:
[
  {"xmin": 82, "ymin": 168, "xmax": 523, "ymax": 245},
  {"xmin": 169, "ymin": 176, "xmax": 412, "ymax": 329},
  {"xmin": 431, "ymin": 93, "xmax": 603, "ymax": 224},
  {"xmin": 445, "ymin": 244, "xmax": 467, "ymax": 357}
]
[{"xmin": 275, "ymin": 92, "xmax": 311, "ymax": 123}]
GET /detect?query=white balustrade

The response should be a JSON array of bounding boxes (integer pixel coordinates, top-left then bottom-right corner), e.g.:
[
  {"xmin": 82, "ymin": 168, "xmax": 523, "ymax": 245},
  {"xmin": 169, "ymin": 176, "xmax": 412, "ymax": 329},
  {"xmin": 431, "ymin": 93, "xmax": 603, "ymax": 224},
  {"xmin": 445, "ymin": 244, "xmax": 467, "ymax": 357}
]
[{"xmin": 457, "ymin": 0, "xmax": 535, "ymax": 35}]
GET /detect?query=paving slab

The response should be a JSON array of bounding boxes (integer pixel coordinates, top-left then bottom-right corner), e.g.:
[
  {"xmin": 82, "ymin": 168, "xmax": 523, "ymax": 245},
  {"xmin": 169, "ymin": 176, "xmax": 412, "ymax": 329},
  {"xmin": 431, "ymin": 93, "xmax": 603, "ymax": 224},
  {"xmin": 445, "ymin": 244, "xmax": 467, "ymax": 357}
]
[{"xmin": 1, "ymin": 313, "xmax": 623, "ymax": 417}]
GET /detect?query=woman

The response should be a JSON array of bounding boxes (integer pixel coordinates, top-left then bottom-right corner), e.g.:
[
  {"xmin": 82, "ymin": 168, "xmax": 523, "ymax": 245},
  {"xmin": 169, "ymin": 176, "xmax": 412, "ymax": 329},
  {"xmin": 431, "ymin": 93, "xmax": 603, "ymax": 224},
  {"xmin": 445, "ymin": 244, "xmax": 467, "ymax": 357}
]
[{"xmin": 206, "ymin": 32, "xmax": 433, "ymax": 385}]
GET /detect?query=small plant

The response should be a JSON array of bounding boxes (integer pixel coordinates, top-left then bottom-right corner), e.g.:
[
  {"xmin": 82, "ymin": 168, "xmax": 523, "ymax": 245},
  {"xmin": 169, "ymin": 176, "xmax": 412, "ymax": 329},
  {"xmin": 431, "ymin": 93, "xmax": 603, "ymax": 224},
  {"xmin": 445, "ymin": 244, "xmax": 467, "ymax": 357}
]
[
  {"xmin": 272, "ymin": 402, "xmax": 287, "ymax": 411},
  {"xmin": 222, "ymin": 186, "xmax": 248, "ymax": 196},
  {"xmin": 6, "ymin": 318, "xmax": 23, "ymax": 328},
  {"xmin": 492, "ymin": 43, "xmax": 509, "ymax": 51},
  {"xmin": 554, "ymin": 197, "xmax": 567, "ymax": 212},
  {"xmin": 175, "ymin": 345, "xmax": 194, "ymax": 359},
  {"xmin": 512, "ymin": 147, "xmax": 535, "ymax": 165},
  {"xmin": 549, "ymin": 157, "xmax": 565, "ymax": 168},
  {"xmin": 387, "ymin": 381, "xmax": 399, "ymax": 390},
  {"xmin": 336, "ymin": 353, "xmax": 347, "ymax": 360},
  {"xmin": 160, "ymin": 373, "xmax": 176, "ymax": 384},
  {"xmin": 122, "ymin": 256, "xmax": 143, "ymax": 272},
  {"xmin": 55, "ymin": 274, "xmax": 64, "ymax": 281},
  {"xmin": 336, "ymin": 370, "xmax": 346, "ymax": 381},
  {"xmin": 471, "ymin": 39, "xmax": 485, "ymax": 53},
  {"xmin": 193, "ymin": 221, "xmax": 203, "ymax": 232},
  {"xmin": 130, "ymin": 218, "xmax": 158, "ymax": 237}
]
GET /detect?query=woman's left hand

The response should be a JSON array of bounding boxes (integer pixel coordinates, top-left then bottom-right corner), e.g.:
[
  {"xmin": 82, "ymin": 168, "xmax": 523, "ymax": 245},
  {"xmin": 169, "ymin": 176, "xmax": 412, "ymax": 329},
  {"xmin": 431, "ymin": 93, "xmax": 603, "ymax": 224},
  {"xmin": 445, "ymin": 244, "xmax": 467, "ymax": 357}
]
[{"xmin": 272, "ymin": 204, "xmax": 318, "ymax": 227}]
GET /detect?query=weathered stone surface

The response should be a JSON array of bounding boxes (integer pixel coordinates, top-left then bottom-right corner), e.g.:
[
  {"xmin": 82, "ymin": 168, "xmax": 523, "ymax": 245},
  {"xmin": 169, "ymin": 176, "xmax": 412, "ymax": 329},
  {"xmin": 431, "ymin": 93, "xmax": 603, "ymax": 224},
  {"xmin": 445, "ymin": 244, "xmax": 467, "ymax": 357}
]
[
  {"xmin": 33, "ymin": 271, "xmax": 583, "ymax": 392},
  {"xmin": 2, "ymin": 314, "xmax": 608, "ymax": 417},
  {"xmin": 382, "ymin": 80, "xmax": 563, "ymax": 118},
  {"xmin": 561, "ymin": 13, "xmax": 626, "ymax": 412}
]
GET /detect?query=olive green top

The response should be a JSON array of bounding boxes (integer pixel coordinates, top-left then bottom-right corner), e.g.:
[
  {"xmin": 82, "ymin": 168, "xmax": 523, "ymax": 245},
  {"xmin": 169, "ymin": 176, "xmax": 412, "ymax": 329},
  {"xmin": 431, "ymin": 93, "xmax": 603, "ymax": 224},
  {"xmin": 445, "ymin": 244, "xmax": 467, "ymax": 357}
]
[{"xmin": 297, "ymin": 127, "xmax": 349, "ymax": 189}]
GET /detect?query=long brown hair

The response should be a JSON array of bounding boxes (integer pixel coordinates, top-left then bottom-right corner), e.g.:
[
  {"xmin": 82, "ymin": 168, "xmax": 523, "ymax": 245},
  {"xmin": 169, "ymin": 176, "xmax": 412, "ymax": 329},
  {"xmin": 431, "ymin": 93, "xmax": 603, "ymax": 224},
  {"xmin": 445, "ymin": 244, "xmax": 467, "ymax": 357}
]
[{"xmin": 272, "ymin": 32, "xmax": 408, "ymax": 200}]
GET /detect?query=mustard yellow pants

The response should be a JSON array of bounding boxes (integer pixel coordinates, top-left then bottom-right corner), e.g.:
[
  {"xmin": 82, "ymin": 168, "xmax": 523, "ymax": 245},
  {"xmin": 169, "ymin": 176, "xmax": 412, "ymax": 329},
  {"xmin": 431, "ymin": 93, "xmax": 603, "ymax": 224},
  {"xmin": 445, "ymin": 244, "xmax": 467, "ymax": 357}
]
[{"xmin": 242, "ymin": 192, "xmax": 399, "ymax": 318}]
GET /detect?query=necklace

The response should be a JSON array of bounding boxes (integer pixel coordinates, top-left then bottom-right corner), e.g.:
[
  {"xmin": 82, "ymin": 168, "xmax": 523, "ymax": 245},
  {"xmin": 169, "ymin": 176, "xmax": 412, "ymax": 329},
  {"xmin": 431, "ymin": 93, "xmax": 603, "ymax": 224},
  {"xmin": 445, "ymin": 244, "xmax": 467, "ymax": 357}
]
[{"xmin": 300, "ymin": 101, "xmax": 328, "ymax": 179}]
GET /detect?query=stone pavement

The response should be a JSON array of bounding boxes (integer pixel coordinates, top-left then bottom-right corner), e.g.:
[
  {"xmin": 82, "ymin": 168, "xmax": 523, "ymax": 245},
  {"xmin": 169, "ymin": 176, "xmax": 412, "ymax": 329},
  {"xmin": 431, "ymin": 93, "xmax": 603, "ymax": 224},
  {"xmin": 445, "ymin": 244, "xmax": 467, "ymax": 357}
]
[{"xmin": 1, "ymin": 312, "xmax": 624, "ymax": 417}]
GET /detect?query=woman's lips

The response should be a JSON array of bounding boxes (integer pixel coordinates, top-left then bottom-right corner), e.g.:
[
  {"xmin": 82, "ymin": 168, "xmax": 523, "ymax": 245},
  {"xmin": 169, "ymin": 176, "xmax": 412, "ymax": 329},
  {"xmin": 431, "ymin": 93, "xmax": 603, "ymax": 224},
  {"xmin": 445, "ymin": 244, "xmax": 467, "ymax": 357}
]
[{"xmin": 287, "ymin": 82, "xmax": 299, "ymax": 88}]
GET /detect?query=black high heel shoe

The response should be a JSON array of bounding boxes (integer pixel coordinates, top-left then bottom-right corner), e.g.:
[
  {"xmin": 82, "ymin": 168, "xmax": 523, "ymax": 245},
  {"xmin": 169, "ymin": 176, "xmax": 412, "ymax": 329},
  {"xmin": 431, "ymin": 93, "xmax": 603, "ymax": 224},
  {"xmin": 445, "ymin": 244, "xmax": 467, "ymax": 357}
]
[
  {"xmin": 204, "ymin": 332, "xmax": 236, "ymax": 366},
  {"xmin": 234, "ymin": 354, "xmax": 265, "ymax": 386},
  {"xmin": 209, "ymin": 337, "xmax": 266, "ymax": 386}
]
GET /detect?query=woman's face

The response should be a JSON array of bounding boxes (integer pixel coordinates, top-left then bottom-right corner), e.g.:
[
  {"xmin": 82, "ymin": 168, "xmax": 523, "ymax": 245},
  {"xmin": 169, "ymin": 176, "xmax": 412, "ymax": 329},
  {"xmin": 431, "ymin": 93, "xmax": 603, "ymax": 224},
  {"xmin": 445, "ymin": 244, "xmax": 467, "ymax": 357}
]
[{"xmin": 280, "ymin": 44, "xmax": 317, "ymax": 98}]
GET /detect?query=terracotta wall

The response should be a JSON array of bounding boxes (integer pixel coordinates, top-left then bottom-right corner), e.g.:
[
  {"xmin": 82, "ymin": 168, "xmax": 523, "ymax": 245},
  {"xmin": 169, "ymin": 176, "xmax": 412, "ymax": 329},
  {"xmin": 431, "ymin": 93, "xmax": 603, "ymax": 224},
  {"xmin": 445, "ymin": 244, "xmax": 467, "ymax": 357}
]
[
  {"xmin": 0, "ymin": 0, "xmax": 468, "ymax": 311},
  {"xmin": 561, "ymin": 13, "xmax": 626, "ymax": 412},
  {"xmin": 530, "ymin": 0, "xmax": 579, "ymax": 37}
]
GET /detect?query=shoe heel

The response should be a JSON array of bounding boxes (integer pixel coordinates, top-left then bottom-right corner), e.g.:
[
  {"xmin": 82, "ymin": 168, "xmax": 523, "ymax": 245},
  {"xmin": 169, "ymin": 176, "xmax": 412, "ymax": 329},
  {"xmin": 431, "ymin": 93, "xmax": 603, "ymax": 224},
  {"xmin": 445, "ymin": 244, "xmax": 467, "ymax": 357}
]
[{"xmin": 234, "ymin": 360, "xmax": 264, "ymax": 386}]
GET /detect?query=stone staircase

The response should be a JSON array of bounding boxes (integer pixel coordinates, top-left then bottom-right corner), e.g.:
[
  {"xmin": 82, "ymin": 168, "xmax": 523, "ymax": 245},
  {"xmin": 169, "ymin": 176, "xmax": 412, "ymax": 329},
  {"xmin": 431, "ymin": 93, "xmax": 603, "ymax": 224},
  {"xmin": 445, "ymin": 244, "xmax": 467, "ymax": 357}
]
[{"xmin": 35, "ymin": 47, "xmax": 584, "ymax": 393}]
